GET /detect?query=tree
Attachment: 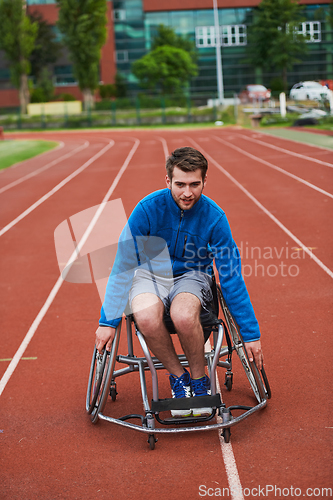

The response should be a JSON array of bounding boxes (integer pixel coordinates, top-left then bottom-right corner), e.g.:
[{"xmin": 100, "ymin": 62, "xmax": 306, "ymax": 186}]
[
  {"xmin": 56, "ymin": 0, "xmax": 107, "ymax": 110},
  {"xmin": 0, "ymin": 0, "xmax": 38, "ymax": 113},
  {"xmin": 247, "ymin": 0, "xmax": 308, "ymax": 91},
  {"xmin": 152, "ymin": 24, "xmax": 198, "ymax": 63},
  {"xmin": 132, "ymin": 26, "xmax": 198, "ymax": 95},
  {"xmin": 328, "ymin": 0, "xmax": 333, "ymax": 28},
  {"xmin": 99, "ymin": 73, "xmax": 127, "ymax": 100},
  {"xmin": 28, "ymin": 11, "xmax": 62, "ymax": 82},
  {"xmin": 132, "ymin": 45, "xmax": 198, "ymax": 95},
  {"xmin": 30, "ymin": 67, "xmax": 55, "ymax": 103},
  {"xmin": 115, "ymin": 73, "xmax": 127, "ymax": 98}
]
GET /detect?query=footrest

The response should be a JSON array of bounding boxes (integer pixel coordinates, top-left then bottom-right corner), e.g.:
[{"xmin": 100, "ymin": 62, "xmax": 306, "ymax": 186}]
[{"xmin": 151, "ymin": 394, "xmax": 222, "ymax": 413}]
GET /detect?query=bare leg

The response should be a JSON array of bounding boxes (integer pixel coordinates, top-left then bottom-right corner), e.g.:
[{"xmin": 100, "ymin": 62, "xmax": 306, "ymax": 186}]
[
  {"xmin": 170, "ymin": 293, "xmax": 205, "ymax": 379},
  {"xmin": 131, "ymin": 293, "xmax": 184, "ymax": 377}
]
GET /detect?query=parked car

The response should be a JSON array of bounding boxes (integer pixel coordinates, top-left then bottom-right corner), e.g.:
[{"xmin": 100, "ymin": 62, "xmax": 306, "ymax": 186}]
[
  {"xmin": 289, "ymin": 81, "xmax": 331, "ymax": 101},
  {"xmin": 239, "ymin": 84, "xmax": 271, "ymax": 103}
]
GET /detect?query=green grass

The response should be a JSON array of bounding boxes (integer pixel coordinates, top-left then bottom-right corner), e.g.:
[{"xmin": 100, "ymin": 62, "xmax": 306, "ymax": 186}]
[
  {"xmin": 0, "ymin": 140, "xmax": 58, "ymax": 170},
  {"xmin": 256, "ymin": 128, "xmax": 333, "ymax": 150}
]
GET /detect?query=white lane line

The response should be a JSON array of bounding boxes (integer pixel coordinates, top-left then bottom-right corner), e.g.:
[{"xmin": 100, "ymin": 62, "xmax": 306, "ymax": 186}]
[
  {"xmin": 0, "ymin": 141, "xmax": 89, "ymax": 194},
  {"xmin": 189, "ymin": 137, "xmax": 333, "ymax": 279},
  {"xmin": 157, "ymin": 136, "xmax": 170, "ymax": 159},
  {"xmin": 0, "ymin": 139, "xmax": 140, "ymax": 397},
  {"xmin": 213, "ymin": 136, "xmax": 333, "ymax": 199},
  {"xmin": 165, "ymin": 131, "xmax": 245, "ymax": 499},
  {"xmin": 0, "ymin": 140, "xmax": 65, "ymax": 174},
  {"xmin": 234, "ymin": 132, "xmax": 333, "ymax": 168},
  {"xmin": 163, "ymin": 133, "xmax": 244, "ymax": 497},
  {"xmin": 0, "ymin": 140, "xmax": 114, "ymax": 237},
  {"xmin": 205, "ymin": 340, "xmax": 244, "ymax": 500}
]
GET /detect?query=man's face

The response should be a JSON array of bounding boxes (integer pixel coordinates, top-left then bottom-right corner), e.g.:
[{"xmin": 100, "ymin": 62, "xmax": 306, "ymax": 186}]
[{"xmin": 166, "ymin": 166, "xmax": 207, "ymax": 211}]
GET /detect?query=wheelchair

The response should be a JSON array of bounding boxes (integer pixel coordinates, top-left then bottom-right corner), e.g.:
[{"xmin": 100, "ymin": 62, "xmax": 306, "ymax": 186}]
[{"xmin": 86, "ymin": 276, "xmax": 271, "ymax": 449}]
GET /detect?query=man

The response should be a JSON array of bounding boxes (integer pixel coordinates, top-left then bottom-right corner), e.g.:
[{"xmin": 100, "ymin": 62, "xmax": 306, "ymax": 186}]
[{"xmin": 95, "ymin": 147, "xmax": 263, "ymax": 417}]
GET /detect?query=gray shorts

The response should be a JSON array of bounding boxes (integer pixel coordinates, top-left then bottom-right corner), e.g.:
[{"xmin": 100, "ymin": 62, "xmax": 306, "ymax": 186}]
[{"xmin": 129, "ymin": 269, "xmax": 213, "ymax": 315}]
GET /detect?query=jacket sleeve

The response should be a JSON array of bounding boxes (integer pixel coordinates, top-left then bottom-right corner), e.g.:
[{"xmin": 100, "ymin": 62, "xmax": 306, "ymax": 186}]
[
  {"xmin": 99, "ymin": 202, "xmax": 150, "ymax": 328},
  {"xmin": 211, "ymin": 214, "xmax": 261, "ymax": 342}
]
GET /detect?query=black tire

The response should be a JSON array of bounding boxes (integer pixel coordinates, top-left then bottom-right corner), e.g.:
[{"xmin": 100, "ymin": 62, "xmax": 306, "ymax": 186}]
[
  {"xmin": 260, "ymin": 365, "xmax": 272, "ymax": 399},
  {"xmin": 217, "ymin": 285, "xmax": 269, "ymax": 403},
  {"xmin": 88, "ymin": 326, "xmax": 121, "ymax": 424},
  {"xmin": 110, "ymin": 385, "xmax": 117, "ymax": 402},
  {"xmin": 224, "ymin": 374, "xmax": 233, "ymax": 391},
  {"xmin": 223, "ymin": 428, "xmax": 231, "ymax": 443},
  {"xmin": 86, "ymin": 347, "xmax": 108, "ymax": 415},
  {"xmin": 148, "ymin": 434, "xmax": 156, "ymax": 450}
]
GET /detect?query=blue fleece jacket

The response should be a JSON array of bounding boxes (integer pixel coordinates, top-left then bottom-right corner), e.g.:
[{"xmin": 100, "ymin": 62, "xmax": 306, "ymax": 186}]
[{"xmin": 100, "ymin": 188, "xmax": 260, "ymax": 342}]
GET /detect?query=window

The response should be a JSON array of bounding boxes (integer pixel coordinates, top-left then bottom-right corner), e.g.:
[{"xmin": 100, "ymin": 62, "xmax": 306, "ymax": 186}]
[
  {"xmin": 221, "ymin": 25, "xmax": 247, "ymax": 46},
  {"xmin": 195, "ymin": 25, "xmax": 247, "ymax": 48},
  {"xmin": 114, "ymin": 9, "xmax": 126, "ymax": 21},
  {"xmin": 196, "ymin": 26, "xmax": 216, "ymax": 47},
  {"xmin": 0, "ymin": 68, "xmax": 10, "ymax": 80},
  {"xmin": 116, "ymin": 50, "xmax": 128, "ymax": 62},
  {"xmin": 298, "ymin": 21, "xmax": 321, "ymax": 43},
  {"xmin": 54, "ymin": 65, "xmax": 76, "ymax": 85},
  {"xmin": 287, "ymin": 21, "xmax": 321, "ymax": 43}
]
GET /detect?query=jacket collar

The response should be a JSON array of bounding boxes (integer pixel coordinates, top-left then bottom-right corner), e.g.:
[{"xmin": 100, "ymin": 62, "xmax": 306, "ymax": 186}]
[{"xmin": 166, "ymin": 188, "xmax": 203, "ymax": 217}]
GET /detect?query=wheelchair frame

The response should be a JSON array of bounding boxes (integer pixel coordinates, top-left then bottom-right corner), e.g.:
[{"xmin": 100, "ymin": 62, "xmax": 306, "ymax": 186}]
[{"xmin": 86, "ymin": 282, "xmax": 271, "ymax": 449}]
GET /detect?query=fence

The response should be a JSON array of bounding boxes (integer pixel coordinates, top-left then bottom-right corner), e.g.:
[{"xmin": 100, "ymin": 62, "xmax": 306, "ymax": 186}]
[{"xmin": 0, "ymin": 93, "xmax": 239, "ymax": 130}]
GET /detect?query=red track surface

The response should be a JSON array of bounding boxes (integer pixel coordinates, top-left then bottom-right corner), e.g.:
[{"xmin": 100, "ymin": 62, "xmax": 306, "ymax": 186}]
[{"xmin": 1, "ymin": 128, "xmax": 332, "ymax": 500}]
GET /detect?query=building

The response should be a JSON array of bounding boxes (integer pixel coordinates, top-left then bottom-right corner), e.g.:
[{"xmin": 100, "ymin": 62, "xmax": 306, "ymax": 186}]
[{"xmin": 0, "ymin": 0, "xmax": 332, "ymax": 109}]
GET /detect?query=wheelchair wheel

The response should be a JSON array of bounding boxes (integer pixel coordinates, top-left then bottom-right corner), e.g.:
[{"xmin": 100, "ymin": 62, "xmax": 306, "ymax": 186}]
[
  {"xmin": 86, "ymin": 347, "xmax": 108, "ymax": 415},
  {"xmin": 217, "ymin": 285, "xmax": 270, "ymax": 403},
  {"xmin": 148, "ymin": 434, "xmax": 156, "ymax": 450},
  {"xmin": 86, "ymin": 325, "xmax": 121, "ymax": 424}
]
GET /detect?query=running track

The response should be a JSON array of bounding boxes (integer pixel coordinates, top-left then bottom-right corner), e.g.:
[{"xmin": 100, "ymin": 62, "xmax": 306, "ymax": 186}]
[{"xmin": 0, "ymin": 128, "xmax": 332, "ymax": 500}]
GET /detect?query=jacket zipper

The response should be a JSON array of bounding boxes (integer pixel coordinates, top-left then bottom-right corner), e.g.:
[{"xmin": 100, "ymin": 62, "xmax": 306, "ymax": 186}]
[{"xmin": 172, "ymin": 210, "xmax": 184, "ymax": 271}]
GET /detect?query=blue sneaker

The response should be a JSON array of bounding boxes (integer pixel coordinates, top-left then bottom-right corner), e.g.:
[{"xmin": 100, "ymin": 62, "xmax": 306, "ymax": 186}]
[
  {"xmin": 169, "ymin": 369, "xmax": 192, "ymax": 417},
  {"xmin": 191, "ymin": 375, "xmax": 212, "ymax": 417}
]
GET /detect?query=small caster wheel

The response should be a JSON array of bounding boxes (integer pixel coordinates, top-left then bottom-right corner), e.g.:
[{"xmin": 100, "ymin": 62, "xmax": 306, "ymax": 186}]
[
  {"xmin": 148, "ymin": 434, "xmax": 156, "ymax": 450},
  {"xmin": 224, "ymin": 373, "xmax": 233, "ymax": 391},
  {"xmin": 110, "ymin": 385, "xmax": 117, "ymax": 401},
  {"xmin": 222, "ymin": 428, "xmax": 231, "ymax": 443}
]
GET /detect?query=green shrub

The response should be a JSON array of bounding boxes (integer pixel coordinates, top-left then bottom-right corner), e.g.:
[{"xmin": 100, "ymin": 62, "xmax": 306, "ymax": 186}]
[
  {"xmin": 30, "ymin": 88, "xmax": 47, "ymax": 103},
  {"xmin": 56, "ymin": 93, "xmax": 76, "ymax": 101},
  {"xmin": 269, "ymin": 77, "xmax": 284, "ymax": 98},
  {"xmin": 319, "ymin": 115, "xmax": 333, "ymax": 125},
  {"xmin": 219, "ymin": 106, "xmax": 236, "ymax": 124},
  {"xmin": 95, "ymin": 99, "xmax": 114, "ymax": 111},
  {"xmin": 99, "ymin": 84, "xmax": 117, "ymax": 99},
  {"xmin": 260, "ymin": 113, "xmax": 298, "ymax": 127}
]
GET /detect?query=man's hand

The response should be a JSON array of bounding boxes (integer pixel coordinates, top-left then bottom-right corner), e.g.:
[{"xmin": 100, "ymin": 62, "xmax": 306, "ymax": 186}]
[
  {"xmin": 95, "ymin": 326, "xmax": 115, "ymax": 354},
  {"xmin": 244, "ymin": 339, "xmax": 263, "ymax": 370}
]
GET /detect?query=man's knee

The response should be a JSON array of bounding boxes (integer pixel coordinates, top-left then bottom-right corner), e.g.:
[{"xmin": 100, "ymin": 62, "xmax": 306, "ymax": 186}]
[
  {"xmin": 170, "ymin": 294, "xmax": 202, "ymax": 334},
  {"xmin": 132, "ymin": 294, "xmax": 164, "ymax": 336},
  {"xmin": 135, "ymin": 309, "xmax": 161, "ymax": 335}
]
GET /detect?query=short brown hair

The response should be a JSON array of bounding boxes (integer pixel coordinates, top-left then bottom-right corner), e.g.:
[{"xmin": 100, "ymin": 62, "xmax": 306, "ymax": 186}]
[{"xmin": 166, "ymin": 147, "xmax": 208, "ymax": 181}]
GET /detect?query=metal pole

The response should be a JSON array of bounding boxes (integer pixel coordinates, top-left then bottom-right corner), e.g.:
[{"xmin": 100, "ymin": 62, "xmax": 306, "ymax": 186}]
[{"xmin": 213, "ymin": 0, "xmax": 224, "ymax": 104}]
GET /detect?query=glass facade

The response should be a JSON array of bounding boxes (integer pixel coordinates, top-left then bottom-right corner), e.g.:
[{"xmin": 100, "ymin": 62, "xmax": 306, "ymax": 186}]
[
  {"xmin": 26, "ymin": 0, "xmax": 56, "ymax": 4},
  {"xmin": 0, "ymin": 1, "xmax": 332, "ymax": 100},
  {"xmin": 119, "ymin": 6, "xmax": 256, "ymax": 95},
  {"xmin": 112, "ymin": 3, "xmax": 332, "ymax": 97},
  {"xmin": 113, "ymin": 0, "xmax": 146, "ymax": 84},
  {"xmin": 54, "ymin": 65, "xmax": 76, "ymax": 86}
]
